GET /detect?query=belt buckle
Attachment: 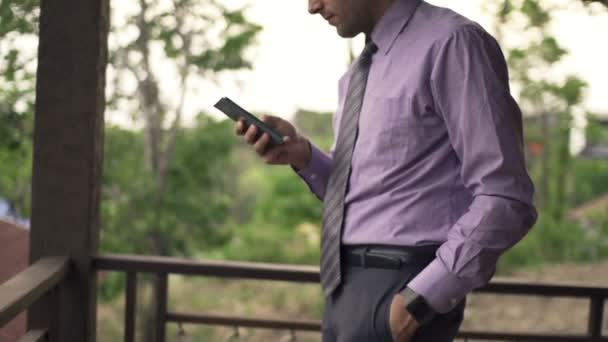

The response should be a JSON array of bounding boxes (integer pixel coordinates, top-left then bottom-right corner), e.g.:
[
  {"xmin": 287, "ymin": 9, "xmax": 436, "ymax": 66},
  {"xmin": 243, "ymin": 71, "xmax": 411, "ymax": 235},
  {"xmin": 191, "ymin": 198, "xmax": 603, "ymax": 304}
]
[
  {"xmin": 359, "ymin": 247, "xmax": 369, "ymax": 268},
  {"xmin": 366, "ymin": 251, "xmax": 403, "ymax": 269}
]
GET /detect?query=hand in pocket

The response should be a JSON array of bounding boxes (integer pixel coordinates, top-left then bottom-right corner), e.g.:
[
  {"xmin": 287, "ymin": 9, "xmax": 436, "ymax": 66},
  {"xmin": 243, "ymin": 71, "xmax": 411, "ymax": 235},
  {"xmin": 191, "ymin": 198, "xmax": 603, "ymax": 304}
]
[{"xmin": 388, "ymin": 294, "xmax": 420, "ymax": 342}]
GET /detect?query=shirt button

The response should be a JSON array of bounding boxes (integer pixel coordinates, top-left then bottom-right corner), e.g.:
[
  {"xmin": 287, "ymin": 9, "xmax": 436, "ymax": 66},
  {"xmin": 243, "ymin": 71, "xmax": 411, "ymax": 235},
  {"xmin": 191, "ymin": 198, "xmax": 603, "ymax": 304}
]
[{"xmin": 311, "ymin": 174, "xmax": 317, "ymax": 180}]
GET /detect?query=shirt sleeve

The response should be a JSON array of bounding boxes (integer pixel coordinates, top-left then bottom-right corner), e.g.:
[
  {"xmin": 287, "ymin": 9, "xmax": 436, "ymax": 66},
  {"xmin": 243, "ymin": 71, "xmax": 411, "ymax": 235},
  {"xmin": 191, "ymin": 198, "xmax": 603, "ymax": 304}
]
[
  {"xmin": 293, "ymin": 141, "xmax": 334, "ymax": 201},
  {"xmin": 407, "ymin": 25, "xmax": 538, "ymax": 313}
]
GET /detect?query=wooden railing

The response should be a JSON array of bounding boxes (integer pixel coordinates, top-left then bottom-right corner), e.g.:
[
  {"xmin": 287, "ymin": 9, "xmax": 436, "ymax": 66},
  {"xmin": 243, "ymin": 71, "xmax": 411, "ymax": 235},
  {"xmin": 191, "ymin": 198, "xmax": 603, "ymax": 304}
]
[
  {"xmin": 0, "ymin": 257, "xmax": 70, "ymax": 342},
  {"xmin": 1, "ymin": 254, "xmax": 606, "ymax": 341},
  {"xmin": 93, "ymin": 254, "xmax": 321, "ymax": 342},
  {"xmin": 94, "ymin": 254, "xmax": 608, "ymax": 342}
]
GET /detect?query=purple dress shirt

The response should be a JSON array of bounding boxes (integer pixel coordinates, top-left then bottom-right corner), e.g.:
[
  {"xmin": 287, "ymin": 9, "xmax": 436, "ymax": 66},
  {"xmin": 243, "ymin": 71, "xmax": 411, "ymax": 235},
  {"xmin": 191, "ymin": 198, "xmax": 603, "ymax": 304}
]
[{"xmin": 296, "ymin": 0, "xmax": 537, "ymax": 313}]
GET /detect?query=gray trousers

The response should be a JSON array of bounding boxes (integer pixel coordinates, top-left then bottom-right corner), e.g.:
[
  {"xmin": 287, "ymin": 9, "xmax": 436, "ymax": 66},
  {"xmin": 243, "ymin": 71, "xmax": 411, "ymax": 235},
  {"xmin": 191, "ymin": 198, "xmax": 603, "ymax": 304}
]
[{"xmin": 321, "ymin": 263, "xmax": 465, "ymax": 342}]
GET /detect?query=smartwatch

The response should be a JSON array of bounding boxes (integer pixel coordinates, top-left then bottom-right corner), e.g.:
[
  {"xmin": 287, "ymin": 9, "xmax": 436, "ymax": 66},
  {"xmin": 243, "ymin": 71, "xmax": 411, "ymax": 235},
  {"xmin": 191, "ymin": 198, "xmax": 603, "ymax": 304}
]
[{"xmin": 400, "ymin": 287, "xmax": 436, "ymax": 326}]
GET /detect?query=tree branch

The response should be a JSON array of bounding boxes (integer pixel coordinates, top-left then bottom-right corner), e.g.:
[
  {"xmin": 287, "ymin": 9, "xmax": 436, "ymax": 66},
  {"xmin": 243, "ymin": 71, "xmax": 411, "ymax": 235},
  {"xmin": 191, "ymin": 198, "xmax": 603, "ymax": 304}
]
[
  {"xmin": 582, "ymin": 0, "xmax": 608, "ymax": 8},
  {"xmin": 156, "ymin": 5, "xmax": 192, "ymax": 196}
]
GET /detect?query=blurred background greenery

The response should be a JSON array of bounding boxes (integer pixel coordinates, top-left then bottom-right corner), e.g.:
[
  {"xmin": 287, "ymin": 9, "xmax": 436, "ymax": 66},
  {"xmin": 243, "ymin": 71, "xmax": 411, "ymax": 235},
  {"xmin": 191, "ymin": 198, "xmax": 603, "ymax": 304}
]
[{"xmin": 1, "ymin": 0, "xmax": 608, "ymax": 341}]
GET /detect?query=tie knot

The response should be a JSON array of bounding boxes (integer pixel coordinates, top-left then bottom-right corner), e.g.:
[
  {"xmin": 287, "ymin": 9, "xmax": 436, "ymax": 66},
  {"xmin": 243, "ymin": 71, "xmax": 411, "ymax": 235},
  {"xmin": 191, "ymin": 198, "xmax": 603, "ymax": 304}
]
[{"xmin": 361, "ymin": 41, "xmax": 378, "ymax": 60}]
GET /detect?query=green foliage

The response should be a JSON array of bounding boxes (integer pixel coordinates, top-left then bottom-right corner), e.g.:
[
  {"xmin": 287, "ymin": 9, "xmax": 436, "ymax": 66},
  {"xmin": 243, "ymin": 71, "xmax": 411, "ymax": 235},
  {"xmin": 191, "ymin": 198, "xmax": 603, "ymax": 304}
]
[
  {"xmin": 568, "ymin": 158, "xmax": 608, "ymax": 206},
  {"xmin": 1, "ymin": 0, "xmax": 264, "ymax": 305},
  {"xmin": 0, "ymin": 109, "xmax": 32, "ymax": 216},
  {"xmin": 499, "ymin": 216, "xmax": 588, "ymax": 272},
  {"xmin": 586, "ymin": 114, "xmax": 608, "ymax": 144},
  {"xmin": 538, "ymin": 37, "xmax": 567, "ymax": 64},
  {"xmin": 216, "ymin": 220, "xmax": 321, "ymax": 265},
  {"xmin": 190, "ymin": 23, "xmax": 261, "ymax": 71},
  {"xmin": 495, "ymin": 0, "xmax": 590, "ymax": 223},
  {"xmin": 0, "ymin": 107, "xmax": 29, "ymax": 150},
  {"xmin": 98, "ymin": 0, "xmax": 262, "ymax": 307},
  {"xmin": 2, "ymin": 0, "xmax": 607, "ymax": 314},
  {"xmin": 293, "ymin": 109, "xmax": 334, "ymax": 150},
  {"xmin": 0, "ymin": 0, "xmax": 38, "ymax": 37},
  {"xmin": 521, "ymin": 0, "xmax": 550, "ymax": 27},
  {"xmin": 250, "ymin": 166, "xmax": 323, "ymax": 230},
  {"xmin": 493, "ymin": 0, "xmax": 608, "ymax": 271},
  {"xmin": 203, "ymin": 142, "xmax": 324, "ymax": 263},
  {"xmin": 99, "ymin": 118, "xmax": 238, "ymax": 300},
  {"xmin": 109, "ymin": 0, "xmax": 262, "ymax": 108},
  {"xmin": 202, "ymin": 111, "xmax": 335, "ymax": 265},
  {"xmin": 161, "ymin": 117, "xmax": 238, "ymax": 250},
  {"xmin": 0, "ymin": 0, "xmax": 37, "ymax": 216}
]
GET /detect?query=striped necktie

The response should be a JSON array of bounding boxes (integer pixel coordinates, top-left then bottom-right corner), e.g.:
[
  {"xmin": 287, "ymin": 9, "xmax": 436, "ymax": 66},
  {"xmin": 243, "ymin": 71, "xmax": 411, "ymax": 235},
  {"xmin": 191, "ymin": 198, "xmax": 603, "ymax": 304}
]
[{"xmin": 320, "ymin": 40, "xmax": 378, "ymax": 296}]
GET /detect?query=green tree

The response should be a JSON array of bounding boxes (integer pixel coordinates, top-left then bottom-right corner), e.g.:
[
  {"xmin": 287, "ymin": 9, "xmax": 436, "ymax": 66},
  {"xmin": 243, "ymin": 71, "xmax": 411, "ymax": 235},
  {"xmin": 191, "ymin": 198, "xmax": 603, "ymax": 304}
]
[
  {"xmin": 581, "ymin": 0, "xmax": 608, "ymax": 8},
  {"xmin": 489, "ymin": 0, "xmax": 608, "ymax": 270},
  {"xmin": 106, "ymin": 0, "xmax": 261, "ymax": 257},
  {"xmin": 101, "ymin": 116, "xmax": 240, "ymax": 340},
  {"xmin": 0, "ymin": 0, "xmax": 38, "ymax": 37},
  {"xmin": 293, "ymin": 109, "xmax": 334, "ymax": 150},
  {"xmin": 101, "ymin": 116, "xmax": 237, "ymax": 256},
  {"xmin": 0, "ymin": 0, "xmax": 38, "ymax": 217},
  {"xmin": 492, "ymin": 0, "xmax": 587, "ymax": 221},
  {"xmin": 3, "ymin": 1, "xmax": 261, "ymax": 340},
  {"xmin": 2, "ymin": 0, "xmax": 261, "ymax": 250},
  {"xmin": 104, "ymin": 3, "xmax": 261, "ymax": 338},
  {"xmin": 206, "ymin": 110, "xmax": 334, "ymax": 265}
]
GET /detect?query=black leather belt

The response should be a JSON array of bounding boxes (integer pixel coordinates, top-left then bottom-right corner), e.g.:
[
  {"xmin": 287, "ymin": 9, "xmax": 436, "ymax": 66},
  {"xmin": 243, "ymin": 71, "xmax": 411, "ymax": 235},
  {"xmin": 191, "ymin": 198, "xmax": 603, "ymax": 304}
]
[{"xmin": 341, "ymin": 245, "xmax": 438, "ymax": 269}]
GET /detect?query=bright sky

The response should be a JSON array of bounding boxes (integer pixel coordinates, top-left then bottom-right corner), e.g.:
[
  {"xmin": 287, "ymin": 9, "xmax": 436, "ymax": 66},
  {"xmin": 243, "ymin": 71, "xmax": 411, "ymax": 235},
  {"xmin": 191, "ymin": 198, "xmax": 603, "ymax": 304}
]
[{"xmin": 104, "ymin": 0, "xmax": 608, "ymax": 128}]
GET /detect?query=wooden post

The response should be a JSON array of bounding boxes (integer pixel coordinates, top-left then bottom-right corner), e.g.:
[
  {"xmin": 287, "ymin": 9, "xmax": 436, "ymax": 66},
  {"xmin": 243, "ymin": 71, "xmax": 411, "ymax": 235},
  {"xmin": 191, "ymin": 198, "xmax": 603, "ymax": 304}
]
[
  {"xmin": 28, "ymin": 0, "xmax": 109, "ymax": 341},
  {"xmin": 155, "ymin": 273, "xmax": 168, "ymax": 342},
  {"xmin": 124, "ymin": 272, "xmax": 137, "ymax": 342},
  {"xmin": 588, "ymin": 296, "xmax": 605, "ymax": 339}
]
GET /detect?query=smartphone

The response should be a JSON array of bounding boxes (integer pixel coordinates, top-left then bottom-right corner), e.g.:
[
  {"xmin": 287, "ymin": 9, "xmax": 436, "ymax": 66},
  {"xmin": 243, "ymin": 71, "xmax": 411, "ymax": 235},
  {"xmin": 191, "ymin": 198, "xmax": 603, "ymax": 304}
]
[{"xmin": 214, "ymin": 97, "xmax": 284, "ymax": 146}]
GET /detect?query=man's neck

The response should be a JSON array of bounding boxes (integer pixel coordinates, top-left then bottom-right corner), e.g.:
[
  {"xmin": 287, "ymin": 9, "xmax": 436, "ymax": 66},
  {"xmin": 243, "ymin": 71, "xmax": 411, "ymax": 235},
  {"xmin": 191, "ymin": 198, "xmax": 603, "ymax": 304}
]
[{"xmin": 366, "ymin": 0, "xmax": 396, "ymax": 35}]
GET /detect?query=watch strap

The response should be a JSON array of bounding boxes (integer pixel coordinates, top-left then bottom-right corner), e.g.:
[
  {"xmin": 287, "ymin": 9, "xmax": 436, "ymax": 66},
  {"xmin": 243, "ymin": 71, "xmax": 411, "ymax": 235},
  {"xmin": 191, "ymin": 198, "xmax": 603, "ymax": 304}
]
[{"xmin": 400, "ymin": 287, "xmax": 436, "ymax": 326}]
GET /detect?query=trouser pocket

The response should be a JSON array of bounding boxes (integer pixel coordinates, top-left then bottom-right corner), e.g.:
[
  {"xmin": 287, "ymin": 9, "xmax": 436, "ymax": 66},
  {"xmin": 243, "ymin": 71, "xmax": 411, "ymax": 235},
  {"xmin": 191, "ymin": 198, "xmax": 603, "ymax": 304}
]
[{"xmin": 372, "ymin": 275, "xmax": 412, "ymax": 341}]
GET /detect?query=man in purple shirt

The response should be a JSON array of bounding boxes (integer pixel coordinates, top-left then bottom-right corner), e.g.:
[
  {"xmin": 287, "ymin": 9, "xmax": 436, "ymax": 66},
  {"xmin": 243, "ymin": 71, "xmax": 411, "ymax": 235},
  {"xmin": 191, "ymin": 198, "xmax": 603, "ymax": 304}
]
[{"xmin": 235, "ymin": 0, "xmax": 537, "ymax": 341}]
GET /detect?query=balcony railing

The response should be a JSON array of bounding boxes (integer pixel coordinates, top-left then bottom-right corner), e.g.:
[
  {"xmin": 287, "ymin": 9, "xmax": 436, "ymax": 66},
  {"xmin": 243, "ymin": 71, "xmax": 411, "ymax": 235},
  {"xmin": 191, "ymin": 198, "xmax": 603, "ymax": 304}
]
[
  {"xmin": 0, "ymin": 257, "xmax": 69, "ymax": 342},
  {"xmin": 1, "ymin": 254, "xmax": 606, "ymax": 341},
  {"xmin": 94, "ymin": 254, "xmax": 608, "ymax": 342}
]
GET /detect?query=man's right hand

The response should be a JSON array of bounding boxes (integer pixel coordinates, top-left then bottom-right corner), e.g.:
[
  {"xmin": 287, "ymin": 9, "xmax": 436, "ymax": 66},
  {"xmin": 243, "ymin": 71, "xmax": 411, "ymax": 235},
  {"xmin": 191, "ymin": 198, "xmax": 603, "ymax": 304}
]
[{"xmin": 234, "ymin": 115, "xmax": 311, "ymax": 170}]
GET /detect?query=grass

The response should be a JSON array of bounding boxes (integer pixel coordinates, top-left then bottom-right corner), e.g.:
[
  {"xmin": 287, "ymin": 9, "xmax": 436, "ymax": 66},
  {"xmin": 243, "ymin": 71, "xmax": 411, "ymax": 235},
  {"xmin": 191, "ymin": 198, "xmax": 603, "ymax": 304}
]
[{"xmin": 98, "ymin": 275, "xmax": 324, "ymax": 342}]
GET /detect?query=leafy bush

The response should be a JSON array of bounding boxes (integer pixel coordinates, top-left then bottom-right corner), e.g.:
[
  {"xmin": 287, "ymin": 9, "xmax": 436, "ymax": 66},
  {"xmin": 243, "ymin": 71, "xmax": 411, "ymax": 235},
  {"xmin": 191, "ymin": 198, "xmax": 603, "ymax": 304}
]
[{"xmin": 499, "ymin": 210, "xmax": 608, "ymax": 273}]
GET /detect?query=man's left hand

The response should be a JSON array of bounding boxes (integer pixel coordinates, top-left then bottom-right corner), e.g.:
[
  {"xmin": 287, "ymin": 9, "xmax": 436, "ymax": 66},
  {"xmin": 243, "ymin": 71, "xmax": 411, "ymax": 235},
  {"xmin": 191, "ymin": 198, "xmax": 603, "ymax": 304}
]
[{"xmin": 389, "ymin": 294, "xmax": 420, "ymax": 342}]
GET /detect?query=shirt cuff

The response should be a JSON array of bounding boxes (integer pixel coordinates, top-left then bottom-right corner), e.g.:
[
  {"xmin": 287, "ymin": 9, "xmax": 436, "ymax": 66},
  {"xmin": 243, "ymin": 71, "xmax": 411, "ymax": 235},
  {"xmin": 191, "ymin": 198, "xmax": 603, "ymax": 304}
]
[
  {"xmin": 293, "ymin": 143, "xmax": 331, "ymax": 188},
  {"xmin": 289, "ymin": 141, "xmax": 332, "ymax": 200},
  {"xmin": 407, "ymin": 258, "xmax": 474, "ymax": 314}
]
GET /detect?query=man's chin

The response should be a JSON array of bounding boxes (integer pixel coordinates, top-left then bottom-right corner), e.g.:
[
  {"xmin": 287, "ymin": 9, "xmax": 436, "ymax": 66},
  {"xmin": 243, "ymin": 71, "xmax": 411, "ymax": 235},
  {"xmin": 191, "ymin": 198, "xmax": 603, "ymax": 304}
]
[{"xmin": 336, "ymin": 26, "xmax": 359, "ymax": 38}]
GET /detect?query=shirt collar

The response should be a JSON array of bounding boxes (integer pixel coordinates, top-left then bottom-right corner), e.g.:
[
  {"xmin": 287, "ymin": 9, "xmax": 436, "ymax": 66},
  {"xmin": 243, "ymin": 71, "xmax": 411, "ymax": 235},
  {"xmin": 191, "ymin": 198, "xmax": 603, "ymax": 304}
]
[{"xmin": 370, "ymin": 0, "xmax": 422, "ymax": 55}]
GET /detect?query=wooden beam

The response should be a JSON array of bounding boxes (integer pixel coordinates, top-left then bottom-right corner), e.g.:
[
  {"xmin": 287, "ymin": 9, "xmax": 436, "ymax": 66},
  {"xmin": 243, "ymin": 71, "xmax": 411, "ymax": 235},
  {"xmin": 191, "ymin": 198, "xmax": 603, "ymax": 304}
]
[
  {"xmin": 458, "ymin": 331, "xmax": 608, "ymax": 341},
  {"xmin": 0, "ymin": 257, "xmax": 69, "ymax": 327},
  {"xmin": 166, "ymin": 312, "xmax": 322, "ymax": 332},
  {"xmin": 28, "ymin": 0, "xmax": 109, "ymax": 341},
  {"xmin": 93, "ymin": 254, "xmax": 320, "ymax": 283}
]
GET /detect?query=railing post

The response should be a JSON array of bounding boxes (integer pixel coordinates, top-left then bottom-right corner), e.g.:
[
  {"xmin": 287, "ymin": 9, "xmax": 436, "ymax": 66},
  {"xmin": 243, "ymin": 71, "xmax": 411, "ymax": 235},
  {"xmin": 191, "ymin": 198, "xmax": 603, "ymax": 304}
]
[
  {"xmin": 28, "ymin": 280, "xmax": 60, "ymax": 341},
  {"xmin": 155, "ymin": 273, "xmax": 168, "ymax": 342},
  {"xmin": 18, "ymin": 329, "xmax": 48, "ymax": 342},
  {"xmin": 124, "ymin": 272, "xmax": 137, "ymax": 342},
  {"xmin": 588, "ymin": 295, "xmax": 605, "ymax": 339}
]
